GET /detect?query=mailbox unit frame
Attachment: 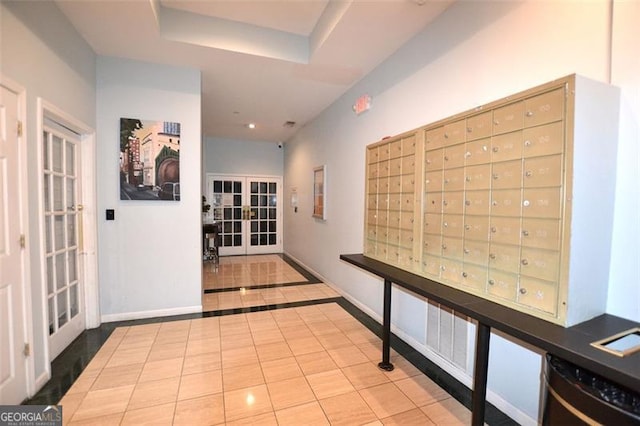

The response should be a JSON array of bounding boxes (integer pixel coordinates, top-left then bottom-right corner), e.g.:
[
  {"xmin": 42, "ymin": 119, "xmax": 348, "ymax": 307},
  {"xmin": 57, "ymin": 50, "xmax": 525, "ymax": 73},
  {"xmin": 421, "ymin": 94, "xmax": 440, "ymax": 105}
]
[{"xmin": 363, "ymin": 74, "xmax": 620, "ymax": 326}]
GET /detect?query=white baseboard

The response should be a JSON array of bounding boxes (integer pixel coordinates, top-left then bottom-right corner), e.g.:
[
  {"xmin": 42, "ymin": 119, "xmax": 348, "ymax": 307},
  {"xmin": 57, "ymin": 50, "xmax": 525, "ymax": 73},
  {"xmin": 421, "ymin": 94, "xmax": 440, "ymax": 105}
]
[
  {"xmin": 285, "ymin": 251, "xmax": 537, "ymax": 425},
  {"xmin": 284, "ymin": 252, "xmax": 339, "ymax": 292},
  {"xmin": 486, "ymin": 390, "xmax": 538, "ymax": 426},
  {"xmin": 101, "ymin": 305, "xmax": 202, "ymax": 323}
]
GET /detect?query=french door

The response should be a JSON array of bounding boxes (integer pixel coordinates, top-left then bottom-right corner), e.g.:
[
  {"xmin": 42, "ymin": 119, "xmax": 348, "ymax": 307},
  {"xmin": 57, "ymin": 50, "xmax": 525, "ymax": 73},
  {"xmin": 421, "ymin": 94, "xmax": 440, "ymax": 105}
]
[
  {"xmin": 206, "ymin": 175, "xmax": 282, "ymax": 256},
  {"xmin": 43, "ymin": 120, "xmax": 86, "ymax": 360}
]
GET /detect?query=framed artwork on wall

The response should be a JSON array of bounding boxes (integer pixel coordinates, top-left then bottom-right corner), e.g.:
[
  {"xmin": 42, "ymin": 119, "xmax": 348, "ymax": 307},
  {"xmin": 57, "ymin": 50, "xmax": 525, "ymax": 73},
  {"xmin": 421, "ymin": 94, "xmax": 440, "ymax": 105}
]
[
  {"xmin": 313, "ymin": 165, "xmax": 326, "ymax": 220},
  {"xmin": 119, "ymin": 117, "xmax": 181, "ymax": 201}
]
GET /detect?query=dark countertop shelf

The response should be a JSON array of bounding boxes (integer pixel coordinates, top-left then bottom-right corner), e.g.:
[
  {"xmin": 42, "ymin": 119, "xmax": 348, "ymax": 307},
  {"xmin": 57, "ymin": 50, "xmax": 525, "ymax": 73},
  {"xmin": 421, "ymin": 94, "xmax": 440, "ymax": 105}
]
[{"xmin": 340, "ymin": 253, "xmax": 640, "ymax": 393}]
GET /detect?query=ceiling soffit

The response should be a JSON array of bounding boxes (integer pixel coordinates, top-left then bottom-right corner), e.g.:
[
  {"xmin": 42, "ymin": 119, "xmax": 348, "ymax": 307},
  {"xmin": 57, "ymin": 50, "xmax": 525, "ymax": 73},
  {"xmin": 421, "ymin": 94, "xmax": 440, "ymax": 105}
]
[
  {"xmin": 153, "ymin": 0, "xmax": 358, "ymax": 64},
  {"xmin": 54, "ymin": 0, "xmax": 454, "ymax": 141}
]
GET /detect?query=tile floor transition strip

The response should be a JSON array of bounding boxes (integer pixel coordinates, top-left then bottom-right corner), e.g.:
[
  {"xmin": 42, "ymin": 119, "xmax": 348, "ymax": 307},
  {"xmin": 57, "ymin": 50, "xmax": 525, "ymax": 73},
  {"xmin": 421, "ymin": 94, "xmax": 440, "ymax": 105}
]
[
  {"xmin": 203, "ymin": 280, "xmax": 323, "ymax": 294},
  {"xmin": 201, "ymin": 297, "xmax": 344, "ymax": 317}
]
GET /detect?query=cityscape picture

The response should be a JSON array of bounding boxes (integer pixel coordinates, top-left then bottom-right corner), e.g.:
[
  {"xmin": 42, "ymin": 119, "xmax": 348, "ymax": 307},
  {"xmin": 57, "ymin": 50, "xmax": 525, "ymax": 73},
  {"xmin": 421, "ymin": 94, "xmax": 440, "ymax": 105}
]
[{"xmin": 119, "ymin": 117, "xmax": 181, "ymax": 201}]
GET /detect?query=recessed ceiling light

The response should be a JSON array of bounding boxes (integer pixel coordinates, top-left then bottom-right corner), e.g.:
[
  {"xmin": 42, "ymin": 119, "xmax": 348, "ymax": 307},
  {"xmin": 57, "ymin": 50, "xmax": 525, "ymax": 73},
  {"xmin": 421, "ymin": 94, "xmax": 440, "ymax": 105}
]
[{"xmin": 247, "ymin": 123, "xmax": 256, "ymax": 129}]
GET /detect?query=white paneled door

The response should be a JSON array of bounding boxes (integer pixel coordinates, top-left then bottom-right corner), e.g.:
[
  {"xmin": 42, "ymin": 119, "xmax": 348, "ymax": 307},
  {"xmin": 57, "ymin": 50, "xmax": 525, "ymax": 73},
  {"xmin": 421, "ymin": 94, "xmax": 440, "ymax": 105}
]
[
  {"xmin": 206, "ymin": 175, "xmax": 283, "ymax": 256},
  {"xmin": 0, "ymin": 84, "xmax": 28, "ymax": 404},
  {"xmin": 43, "ymin": 121, "xmax": 86, "ymax": 360}
]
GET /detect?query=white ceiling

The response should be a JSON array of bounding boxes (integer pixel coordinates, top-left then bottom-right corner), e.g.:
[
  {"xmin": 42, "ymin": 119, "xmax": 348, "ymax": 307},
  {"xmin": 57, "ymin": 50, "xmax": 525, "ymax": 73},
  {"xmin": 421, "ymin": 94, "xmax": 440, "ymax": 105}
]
[{"xmin": 55, "ymin": 0, "xmax": 453, "ymax": 142}]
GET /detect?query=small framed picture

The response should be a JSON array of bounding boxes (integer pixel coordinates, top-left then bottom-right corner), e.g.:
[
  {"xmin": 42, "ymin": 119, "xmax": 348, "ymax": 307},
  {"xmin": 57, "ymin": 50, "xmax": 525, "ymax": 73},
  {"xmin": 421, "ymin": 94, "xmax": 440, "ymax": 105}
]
[{"xmin": 313, "ymin": 165, "xmax": 326, "ymax": 220}]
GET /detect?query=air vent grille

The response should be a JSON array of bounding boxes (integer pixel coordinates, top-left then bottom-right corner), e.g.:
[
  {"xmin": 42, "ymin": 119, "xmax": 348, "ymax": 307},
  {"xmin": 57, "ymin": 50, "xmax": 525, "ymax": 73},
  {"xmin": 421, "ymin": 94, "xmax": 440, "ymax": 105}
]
[{"xmin": 426, "ymin": 301, "xmax": 469, "ymax": 371}]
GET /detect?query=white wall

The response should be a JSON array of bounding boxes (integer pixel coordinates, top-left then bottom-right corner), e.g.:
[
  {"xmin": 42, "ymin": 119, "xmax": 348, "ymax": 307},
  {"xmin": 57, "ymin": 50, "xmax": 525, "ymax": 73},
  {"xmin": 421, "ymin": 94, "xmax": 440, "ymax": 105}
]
[
  {"xmin": 203, "ymin": 136, "xmax": 283, "ymax": 178},
  {"xmin": 96, "ymin": 57, "xmax": 202, "ymax": 321},
  {"xmin": 1, "ymin": 0, "xmax": 96, "ymax": 387},
  {"xmin": 608, "ymin": 0, "xmax": 640, "ymax": 320},
  {"xmin": 284, "ymin": 1, "xmax": 639, "ymax": 423}
]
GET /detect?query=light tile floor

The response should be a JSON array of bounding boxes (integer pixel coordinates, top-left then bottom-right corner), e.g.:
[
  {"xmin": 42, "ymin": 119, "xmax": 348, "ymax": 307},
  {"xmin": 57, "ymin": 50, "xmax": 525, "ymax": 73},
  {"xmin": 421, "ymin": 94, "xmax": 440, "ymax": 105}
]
[
  {"xmin": 59, "ymin": 303, "xmax": 472, "ymax": 425},
  {"xmin": 57, "ymin": 256, "xmax": 472, "ymax": 424},
  {"xmin": 203, "ymin": 283, "xmax": 341, "ymax": 311},
  {"xmin": 203, "ymin": 255, "xmax": 308, "ymax": 290},
  {"xmin": 202, "ymin": 255, "xmax": 340, "ymax": 311}
]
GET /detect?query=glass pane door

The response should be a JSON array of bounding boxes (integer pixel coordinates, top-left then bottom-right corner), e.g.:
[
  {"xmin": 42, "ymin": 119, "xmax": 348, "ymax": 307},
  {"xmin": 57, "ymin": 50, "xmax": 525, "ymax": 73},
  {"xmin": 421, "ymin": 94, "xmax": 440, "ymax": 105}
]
[
  {"xmin": 43, "ymin": 127, "xmax": 83, "ymax": 343},
  {"xmin": 207, "ymin": 175, "xmax": 282, "ymax": 256},
  {"xmin": 248, "ymin": 178, "xmax": 281, "ymax": 254},
  {"xmin": 210, "ymin": 177, "xmax": 245, "ymax": 256}
]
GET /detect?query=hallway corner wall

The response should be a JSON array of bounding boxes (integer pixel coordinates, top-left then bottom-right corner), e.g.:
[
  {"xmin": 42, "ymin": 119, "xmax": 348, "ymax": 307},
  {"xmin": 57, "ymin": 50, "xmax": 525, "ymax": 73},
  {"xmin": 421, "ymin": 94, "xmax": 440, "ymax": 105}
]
[
  {"xmin": 96, "ymin": 56, "xmax": 202, "ymax": 321},
  {"xmin": 608, "ymin": 0, "xmax": 640, "ymax": 321}
]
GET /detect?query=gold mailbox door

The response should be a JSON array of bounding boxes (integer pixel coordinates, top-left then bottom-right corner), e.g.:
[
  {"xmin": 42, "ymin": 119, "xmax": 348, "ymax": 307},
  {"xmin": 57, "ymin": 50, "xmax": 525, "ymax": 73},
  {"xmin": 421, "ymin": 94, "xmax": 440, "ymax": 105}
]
[
  {"xmin": 517, "ymin": 277, "xmax": 558, "ymax": 314},
  {"xmin": 466, "ymin": 111, "xmax": 493, "ymax": 141},
  {"xmin": 521, "ymin": 218, "xmax": 561, "ymax": 250},
  {"xmin": 523, "ymin": 155, "xmax": 563, "ymax": 188},
  {"xmin": 492, "ymin": 101, "xmax": 524, "ymax": 135},
  {"xmin": 490, "ymin": 189, "xmax": 523, "ymax": 217},
  {"xmin": 491, "ymin": 131, "xmax": 523, "ymax": 163},
  {"xmin": 523, "ymin": 121, "xmax": 564, "ymax": 158},
  {"xmin": 465, "ymin": 164, "xmax": 491, "ymax": 190},
  {"xmin": 522, "ymin": 188, "xmax": 562, "ymax": 218},
  {"xmin": 465, "ymin": 138, "xmax": 492, "ymax": 166},
  {"xmin": 523, "ymin": 88, "xmax": 565, "ymax": 128},
  {"xmin": 489, "ymin": 243, "xmax": 521, "ymax": 274},
  {"xmin": 491, "ymin": 159, "xmax": 523, "ymax": 189},
  {"xmin": 487, "ymin": 270, "xmax": 518, "ymax": 301}
]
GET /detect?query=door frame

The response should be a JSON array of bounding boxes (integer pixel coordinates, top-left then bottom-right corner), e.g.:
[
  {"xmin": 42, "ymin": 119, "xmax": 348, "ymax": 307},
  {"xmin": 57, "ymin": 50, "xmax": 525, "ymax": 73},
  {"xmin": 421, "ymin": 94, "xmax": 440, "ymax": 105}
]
[
  {"xmin": 36, "ymin": 99, "xmax": 99, "ymax": 379},
  {"xmin": 0, "ymin": 75, "xmax": 35, "ymax": 401},
  {"xmin": 205, "ymin": 173, "xmax": 284, "ymax": 255}
]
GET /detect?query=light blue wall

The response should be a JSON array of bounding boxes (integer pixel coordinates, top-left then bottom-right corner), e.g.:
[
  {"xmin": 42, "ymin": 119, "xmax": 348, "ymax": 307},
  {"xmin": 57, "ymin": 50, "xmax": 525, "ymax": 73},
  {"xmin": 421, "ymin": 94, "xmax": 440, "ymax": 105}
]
[
  {"xmin": 283, "ymin": 1, "xmax": 639, "ymax": 423},
  {"xmin": 203, "ymin": 136, "xmax": 283, "ymax": 178},
  {"xmin": 96, "ymin": 57, "xmax": 202, "ymax": 320}
]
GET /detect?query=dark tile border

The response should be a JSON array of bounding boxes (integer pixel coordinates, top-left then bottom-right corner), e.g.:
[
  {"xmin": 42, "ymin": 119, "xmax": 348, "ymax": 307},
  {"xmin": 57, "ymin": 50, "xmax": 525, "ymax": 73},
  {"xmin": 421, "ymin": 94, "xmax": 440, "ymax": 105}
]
[
  {"xmin": 204, "ymin": 281, "xmax": 319, "ymax": 294},
  {"xmin": 200, "ymin": 297, "xmax": 342, "ymax": 317}
]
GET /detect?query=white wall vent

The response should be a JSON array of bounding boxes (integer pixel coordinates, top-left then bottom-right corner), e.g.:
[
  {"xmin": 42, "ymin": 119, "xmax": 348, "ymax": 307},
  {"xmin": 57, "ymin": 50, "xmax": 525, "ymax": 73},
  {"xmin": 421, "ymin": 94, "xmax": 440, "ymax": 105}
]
[{"xmin": 426, "ymin": 300, "xmax": 469, "ymax": 372}]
